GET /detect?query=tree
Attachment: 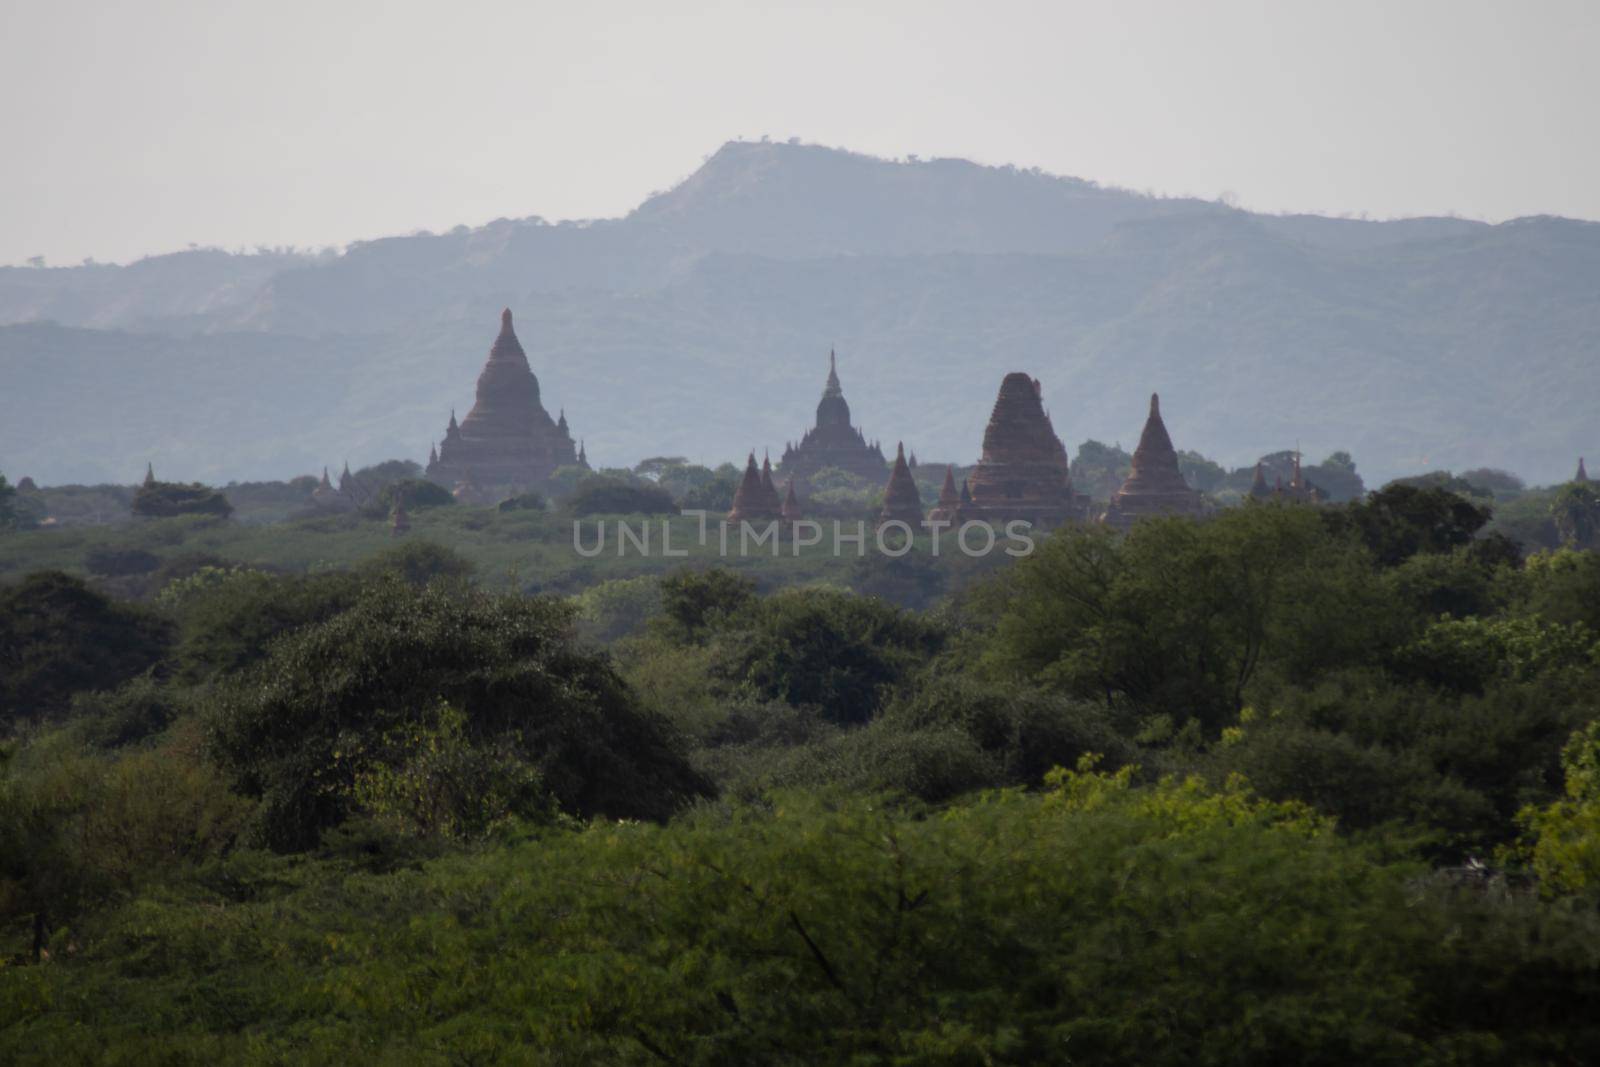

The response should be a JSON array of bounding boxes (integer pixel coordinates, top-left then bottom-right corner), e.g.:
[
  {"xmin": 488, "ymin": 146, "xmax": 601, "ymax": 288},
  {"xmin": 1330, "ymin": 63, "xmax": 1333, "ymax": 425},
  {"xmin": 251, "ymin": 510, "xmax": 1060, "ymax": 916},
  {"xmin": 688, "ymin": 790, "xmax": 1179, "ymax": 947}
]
[
  {"xmin": 1517, "ymin": 720, "xmax": 1600, "ymax": 895},
  {"xmin": 1329, "ymin": 483, "xmax": 1493, "ymax": 566},
  {"xmin": 712, "ymin": 587, "xmax": 945, "ymax": 726},
  {"xmin": 0, "ymin": 572, "xmax": 173, "ymax": 726},
  {"xmin": 1550, "ymin": 482, "xmax": 1600, "ymax": 550},
  {"xmin": 0, "ymin": 472, "xmax": 17, "ymax": 529},
  {"xmin": 564, "ymin": 477, "xmax": 678, "ymax": 516},
  {"xmin": 656, "ymin": 567, "xmax": 757, "ymax": 642},
  {"xmin": 979, "ymin": 506, "xmax": 1394, "ymax": 732},
  {"xmin": 362, "ymin": 478, "xmax": 453, "ymax": 517},
  {"xmin": 130, "ymin": 480, "xmax": 233, "ymax": 519},
  {"xmin": 206, "ymin": 578, "xmax": 711, "ymax": 849}
]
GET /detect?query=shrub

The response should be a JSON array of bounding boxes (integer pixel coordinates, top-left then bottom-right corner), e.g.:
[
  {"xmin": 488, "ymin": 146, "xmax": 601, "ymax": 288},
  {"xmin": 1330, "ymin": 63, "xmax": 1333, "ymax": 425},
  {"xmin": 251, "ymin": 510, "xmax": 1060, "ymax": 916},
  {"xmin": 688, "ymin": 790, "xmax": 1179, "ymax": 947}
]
[{"xmin": 565, "ymin": 477, "xmax": 678, "ymax": 516}]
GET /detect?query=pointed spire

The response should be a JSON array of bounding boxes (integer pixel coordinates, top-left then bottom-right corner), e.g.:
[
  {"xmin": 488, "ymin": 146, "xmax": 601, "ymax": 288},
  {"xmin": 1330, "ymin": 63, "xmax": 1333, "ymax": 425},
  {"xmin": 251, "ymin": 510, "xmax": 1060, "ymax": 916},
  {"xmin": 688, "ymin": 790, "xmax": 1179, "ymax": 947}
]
[
  {"xmin": 908, "ymin": 450, "xmax": 918, "ymax": 470},
  {"xmin": 929, "ymin": 464, "xmax": 961, "ymax": 522},
  {"xmin": 577, "ymin": 440, "xmax": 590, "ymax": 470},
  {"xmin": 143, "ymin": 462, "xmax": 155, "ymax": 487},
  {"xmin": 1578, "ymin": 457, "xmax": 1590, "ymax": 483},
  {"xmin": 959, "ymin": 478, "xmax": 973, "ymax": 505},
  {"xmin": 428, "ymin": 443, "xmax": 438, "ymax": 466},
  {"xmin": 879, "ymin": 442, "xmax": 924, "ymax": 528},
  {"xmin": 728, "ymin": 452, "xmax": 779, "ymax": 523},
  {"xmin": 447, "ymin": 408, "xmax": 459, "ymax": 434},
  {"xmin": 782, "ymin": 478, "xmax": 803, "ymax": 522},
  {"xmin": 319, "ymin": 466, "xmax": 332, "ymax": 490},
  {"xmin": 824, "ymin": 348, "xmax": 842, "ymax": 397},
  {"xmin": 558, "ymin": 408, "xmax": 568, "ymax": 432}
]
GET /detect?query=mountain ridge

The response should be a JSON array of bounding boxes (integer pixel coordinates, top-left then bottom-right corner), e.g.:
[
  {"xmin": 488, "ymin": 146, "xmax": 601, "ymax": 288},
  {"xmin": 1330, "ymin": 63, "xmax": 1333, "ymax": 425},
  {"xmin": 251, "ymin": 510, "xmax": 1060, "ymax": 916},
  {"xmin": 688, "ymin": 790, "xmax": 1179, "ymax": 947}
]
[{"xmin": 1, "ymin": 140, "xmax": 1595, "ymax": 487}]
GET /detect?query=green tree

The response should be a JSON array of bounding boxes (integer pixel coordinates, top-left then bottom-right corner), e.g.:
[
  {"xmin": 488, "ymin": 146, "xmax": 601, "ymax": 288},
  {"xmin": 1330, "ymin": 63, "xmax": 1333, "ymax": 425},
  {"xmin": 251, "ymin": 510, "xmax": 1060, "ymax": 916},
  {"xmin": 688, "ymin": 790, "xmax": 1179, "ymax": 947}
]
[
  {"xmin": 130, "ymin": 480, "xmax": 234, "ymax": 520},
  {"xmin": 1516, "ymin": 720, "xmax": 1600, "ymax": 895},
  {"xmin": 1550, "ymin": 482, "xmax": 1600, "ymax": 549},
  {"xmin": 206, "ymin": 578, "xmax": 710, "ymax": 849},
  {"xmin": 713, "ymin": 587, "xmax": 945, "ymax": 726},
  {"xmin": 0, "ymin": 572, "xmax": 173, "ymax": 726},
  {"xmin": 655, "ymin": 567, "xmax": 758, "ymax": 642},
  {"xmin": 1329, "ymin": 482, "xmax": 1493, "ymax": 566}
]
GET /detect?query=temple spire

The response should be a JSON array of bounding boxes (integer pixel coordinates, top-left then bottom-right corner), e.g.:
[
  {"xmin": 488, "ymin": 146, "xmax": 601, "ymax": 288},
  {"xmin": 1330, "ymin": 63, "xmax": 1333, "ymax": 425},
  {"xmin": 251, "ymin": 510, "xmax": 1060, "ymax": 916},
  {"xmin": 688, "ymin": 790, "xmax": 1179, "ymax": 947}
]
[
  {"xmin": 1578, "ymin": 457, "xmax": 1590, "ymax": 483},
  {"xmin": 143, "ymin": 462, "xmax": 155, "ymax": 487},
  {"xmin": 879, "ymin": 442, "xmax": 924, "ymax": 529},
  {"xmin": 1250, "ymin": 461, "xmax": 1270, "ymax": 498}
]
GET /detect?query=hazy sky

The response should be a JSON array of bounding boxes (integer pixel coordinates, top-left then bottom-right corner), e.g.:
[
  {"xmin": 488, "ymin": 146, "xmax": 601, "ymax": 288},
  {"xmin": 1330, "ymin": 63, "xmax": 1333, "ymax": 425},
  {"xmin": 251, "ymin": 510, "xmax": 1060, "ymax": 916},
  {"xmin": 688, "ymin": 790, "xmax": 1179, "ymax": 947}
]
[{"xmin": 2, "ymin": 0, "xmax": 1596, "ymax": 266}]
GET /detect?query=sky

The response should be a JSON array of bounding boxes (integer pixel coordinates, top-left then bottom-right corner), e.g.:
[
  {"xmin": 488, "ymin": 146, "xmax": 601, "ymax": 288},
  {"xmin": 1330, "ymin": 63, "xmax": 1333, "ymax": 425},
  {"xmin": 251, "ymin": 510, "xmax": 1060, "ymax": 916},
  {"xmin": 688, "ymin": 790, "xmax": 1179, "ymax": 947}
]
[{"xmin": 2, "ymin": 0, "xmax": 1597, "ymax": 266}]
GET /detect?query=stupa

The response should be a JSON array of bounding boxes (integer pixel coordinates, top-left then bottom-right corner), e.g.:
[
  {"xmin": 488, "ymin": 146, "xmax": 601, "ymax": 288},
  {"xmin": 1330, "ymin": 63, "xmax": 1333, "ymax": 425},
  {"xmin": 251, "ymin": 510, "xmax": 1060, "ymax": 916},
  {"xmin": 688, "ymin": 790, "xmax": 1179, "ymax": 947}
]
[
  {"xmin": 425, "ymin": 309, "xmax": 577, "ymax": 492},
  {"xmin": 781, "ymin": 479, "xmax": 804, "ymax": 523},
  {"xmin": 955, "ymin": 372, "xmax": 1087, "ymax": 527},
  {"xmin": 1102, "ymin": 394, "xmax": 1204, "ymax": 529},
  {"xmin": 727, "ymin": 452, "xmax": 783, "ymax": 524},
  {"xmin": 878, "ymin": 443, "xmax": 925, "ymax": 529},
  {"xmin": 779, "ymin": 351, "xmax": 889, "ymax": 487},
  {"xmin": 927, "ymin": 465, "xmax": 961, "ymax": 524},
  {"xmin": 1577, "ymin": 457, "xmax": 1590, "ymax": 483}
]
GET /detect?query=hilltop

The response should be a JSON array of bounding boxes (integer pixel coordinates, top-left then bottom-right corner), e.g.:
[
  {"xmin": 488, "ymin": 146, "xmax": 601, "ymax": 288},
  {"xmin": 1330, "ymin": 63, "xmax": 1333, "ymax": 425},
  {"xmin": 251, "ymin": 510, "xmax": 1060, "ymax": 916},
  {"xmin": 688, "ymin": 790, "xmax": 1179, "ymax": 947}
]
[{"xmin": 2, "ymin": 140, "xmax": 1595, "ymax": 485}]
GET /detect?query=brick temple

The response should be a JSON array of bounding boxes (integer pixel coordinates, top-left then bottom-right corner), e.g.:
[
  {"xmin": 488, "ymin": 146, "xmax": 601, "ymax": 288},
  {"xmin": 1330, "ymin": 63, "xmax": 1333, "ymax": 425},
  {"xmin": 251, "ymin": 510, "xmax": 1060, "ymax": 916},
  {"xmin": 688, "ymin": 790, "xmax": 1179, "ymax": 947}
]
[
  {"xmin": 779, "ymin": 351, "xmax": 888, "ymax": 487},
  {"xmin": 1102, "ymin": 393, "xmax": 1204, "ymax": 529},
  {"xmin": 425, "ymin": 309, "xmax": 577, "ymax": 494},
  {"xmin": 954, "ymin": 372, "xmax": 1088, "ymax": 527}
]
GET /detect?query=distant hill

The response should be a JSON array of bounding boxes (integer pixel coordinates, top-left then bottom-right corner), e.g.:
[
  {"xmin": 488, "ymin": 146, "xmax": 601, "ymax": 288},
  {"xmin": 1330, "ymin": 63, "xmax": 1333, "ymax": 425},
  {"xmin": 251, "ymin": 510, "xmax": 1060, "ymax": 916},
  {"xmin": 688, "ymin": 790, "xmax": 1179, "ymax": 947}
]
[{"xmin": 1, "ymin": 140, "xmax": 1594, "ymax": 487}]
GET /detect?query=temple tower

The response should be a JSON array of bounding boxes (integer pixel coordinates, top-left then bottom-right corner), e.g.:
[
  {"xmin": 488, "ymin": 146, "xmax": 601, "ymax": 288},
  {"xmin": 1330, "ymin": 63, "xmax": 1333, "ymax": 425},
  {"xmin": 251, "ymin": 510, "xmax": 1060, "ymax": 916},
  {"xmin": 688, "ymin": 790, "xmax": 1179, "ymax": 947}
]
[
  {"xmin": 425, "ymin": 309, "xmax": 577, "ymax": 492},
  {"xmin": 1102, "ymin": 394, "xmax": 1204, "ymax": 529},
  {"xmin": 779, "ymin": 350, "xmax": 890, "ymax": 487},
  {"xmin": 956, "ymin": 372, "xmax": 1086, "ymax": 527},
  {"xmin": 878, "ymin": 442, "xmax": 925, "ymax": 529}
]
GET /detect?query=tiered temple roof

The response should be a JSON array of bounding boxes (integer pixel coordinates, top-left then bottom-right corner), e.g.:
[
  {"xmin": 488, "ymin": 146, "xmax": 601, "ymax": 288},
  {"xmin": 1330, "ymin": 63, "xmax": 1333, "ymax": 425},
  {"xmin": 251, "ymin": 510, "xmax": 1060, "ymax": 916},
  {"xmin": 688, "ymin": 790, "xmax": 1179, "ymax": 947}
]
[
  {"xmin": 425, "ymin": 309, "xmax": 577, "ymax": 493},
  {"xmin": 1102, "ymin": 394, "xmax": 1204, "ymax": 529},
  {"xmin": 878, "ymin": 442, "xmax": 925, "ymax": 528},
  {"xmin": 779, "ymin": 351, "xmax": 889, "ymax": 487},
  {"xmin": 955, "ymin": 372, "xmax": 1087, "ymax": 527}
]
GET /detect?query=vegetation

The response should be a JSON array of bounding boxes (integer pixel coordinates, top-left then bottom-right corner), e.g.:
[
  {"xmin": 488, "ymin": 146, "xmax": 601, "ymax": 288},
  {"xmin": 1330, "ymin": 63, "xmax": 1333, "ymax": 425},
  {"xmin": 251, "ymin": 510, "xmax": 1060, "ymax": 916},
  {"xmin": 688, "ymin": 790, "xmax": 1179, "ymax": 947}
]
[{"xmin": 3, "ymin": 479, "xmax": 1600, "ymax": 1060}]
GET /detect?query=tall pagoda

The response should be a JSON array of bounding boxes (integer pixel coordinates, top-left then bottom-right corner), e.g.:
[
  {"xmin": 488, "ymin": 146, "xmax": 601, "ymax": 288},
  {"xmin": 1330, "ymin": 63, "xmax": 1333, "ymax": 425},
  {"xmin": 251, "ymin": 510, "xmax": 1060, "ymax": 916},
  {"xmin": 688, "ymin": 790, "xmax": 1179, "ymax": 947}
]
[
  {"xmin": 955, "ymin": 372, "xmax": 1087, "ymax": 527},
  {"xmin": 1102, "ymin": 394, "xmax": 1204, "ymax": 529},
  {"xmin": 425, "ymin": 309, "xmax": 577, "ymax": 493},
  {"xmin": 779, "ymin": 351, "xmax": 888, "ymax": 487}
]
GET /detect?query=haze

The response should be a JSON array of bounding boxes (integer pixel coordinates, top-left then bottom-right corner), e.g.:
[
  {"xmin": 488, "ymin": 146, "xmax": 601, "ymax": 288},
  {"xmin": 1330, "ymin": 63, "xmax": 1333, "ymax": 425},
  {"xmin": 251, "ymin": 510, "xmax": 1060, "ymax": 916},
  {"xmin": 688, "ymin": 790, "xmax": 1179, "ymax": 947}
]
[{"xmin": 3, "ymin": 0, "xmax": 1598, "ymax": 267}]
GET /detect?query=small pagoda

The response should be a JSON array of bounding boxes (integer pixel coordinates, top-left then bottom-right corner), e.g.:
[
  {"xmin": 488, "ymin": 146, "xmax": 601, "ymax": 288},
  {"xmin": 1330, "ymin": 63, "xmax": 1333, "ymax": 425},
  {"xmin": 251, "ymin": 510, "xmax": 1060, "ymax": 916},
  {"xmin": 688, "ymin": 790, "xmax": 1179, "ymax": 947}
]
[
  {"xmin": 727, "ymin": 452, "xmax": 784, "ymax": 524},
  {"xmin": 425, "ymin": 309, "xmax": 577, "ymax": 494},
  {"xmin": 927, "ymin": 465, "xmax": 961, "ymax": 524},
  {"xmin": 878, "ymin": 443, "xmax": 925, "ymax": 529},
  {"xmin": 779, "ymin": 351, "xmax": 888, "ymax": 487},
  {"xmin": 1102, "ymin": 394, "xmax": 1204, "ymax": 529},
  {"xmin": 955, "ymin": 372, "xmax": 1087, "ymax": 527}
]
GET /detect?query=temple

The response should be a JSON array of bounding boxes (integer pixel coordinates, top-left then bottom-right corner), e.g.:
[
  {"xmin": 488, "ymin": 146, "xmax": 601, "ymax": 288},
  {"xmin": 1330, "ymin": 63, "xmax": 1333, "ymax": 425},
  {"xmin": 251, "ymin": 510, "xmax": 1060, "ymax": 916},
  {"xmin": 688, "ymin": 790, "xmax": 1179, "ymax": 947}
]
[
  {"xmin": 1577, "ymin": 457, "xmax": 1590, "ymax": 483},
  {"xmin": 878, "ymin": 442, "xmax": 925, "ymax": 529},
  {"xmin": 425, "ymin": 309, "xmax": 577, "ymax": 494},
  {"xmin": 927, "ymin": 465, "xmax": 961, "ymax": 524},
  {"xmin": 1102, "ymin": 393, "xmax": 1204, "ymax": 529},
  {"xmin": 779, "ymin": 351, "xmax": 888, "ymax": 487},
  {"xmin": 727, "ymin": 452, "xmax": 783, "ymax": 524},
  {"xmin": 954, "ymin": 372, "xmax": 1088, "ymax": 527}
]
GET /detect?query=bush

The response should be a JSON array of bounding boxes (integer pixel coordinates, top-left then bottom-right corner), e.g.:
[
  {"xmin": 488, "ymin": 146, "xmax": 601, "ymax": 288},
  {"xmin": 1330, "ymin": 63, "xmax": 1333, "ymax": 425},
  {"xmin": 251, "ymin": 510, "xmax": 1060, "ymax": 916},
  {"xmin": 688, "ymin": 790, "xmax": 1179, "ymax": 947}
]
[
  {"xmin": 82, "ymin": 547, "xmax": 161, "ymax": 577},
  {"xmin": 497, "ymin": 491, "xmax": 545, "ymax": 512},
  {"xmin": 565, "ymin": 477, "xmax": 679, "ymax": 516},
  {"xmin": 361, "ymin": 478, "xmax": 454, "ymax": 518}
]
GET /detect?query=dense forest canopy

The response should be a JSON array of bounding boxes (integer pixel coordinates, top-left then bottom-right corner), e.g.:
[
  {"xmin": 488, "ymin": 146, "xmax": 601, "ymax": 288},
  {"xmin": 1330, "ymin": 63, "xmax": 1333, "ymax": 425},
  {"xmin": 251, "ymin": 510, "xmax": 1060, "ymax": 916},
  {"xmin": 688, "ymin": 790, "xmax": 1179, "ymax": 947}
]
[{"xmin": 4, "ymin": 464, "xmax": 1600, "ymax": 1060}]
